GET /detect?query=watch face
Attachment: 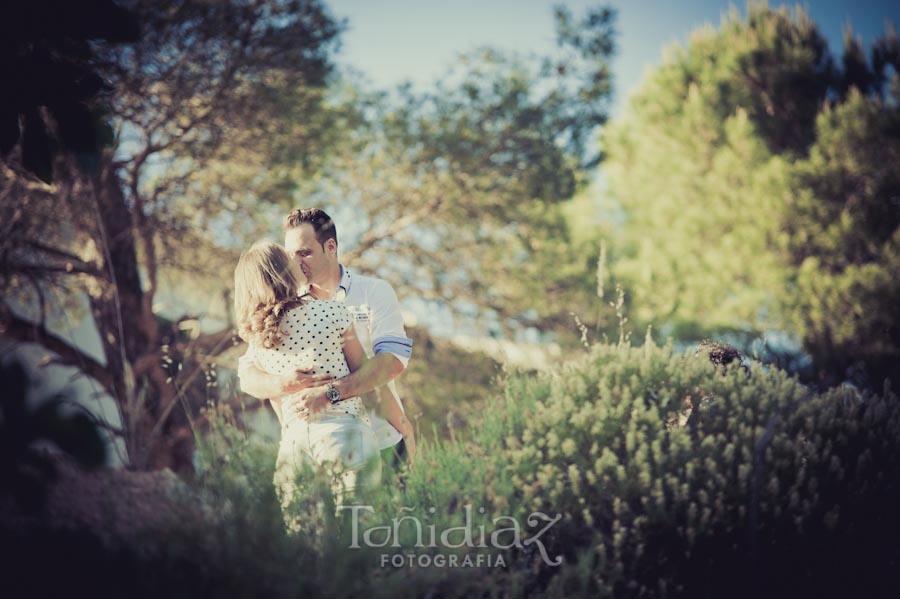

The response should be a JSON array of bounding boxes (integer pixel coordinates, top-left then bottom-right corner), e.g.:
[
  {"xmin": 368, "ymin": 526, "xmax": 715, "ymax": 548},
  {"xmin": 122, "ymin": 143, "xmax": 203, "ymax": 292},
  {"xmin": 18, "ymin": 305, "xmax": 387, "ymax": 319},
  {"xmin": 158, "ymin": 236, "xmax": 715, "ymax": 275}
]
[{"xmin": 326, "ymin": 386, "xmax": 340, "ymax": 402}]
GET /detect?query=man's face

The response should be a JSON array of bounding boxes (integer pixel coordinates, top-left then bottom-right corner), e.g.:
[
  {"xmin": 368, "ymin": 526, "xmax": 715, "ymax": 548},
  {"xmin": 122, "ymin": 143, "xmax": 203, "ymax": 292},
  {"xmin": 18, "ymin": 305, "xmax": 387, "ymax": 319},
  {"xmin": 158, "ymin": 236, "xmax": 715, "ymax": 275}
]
[{"xmin": 284, "ymin": 223, "xmax": 334, "ymax": 285}]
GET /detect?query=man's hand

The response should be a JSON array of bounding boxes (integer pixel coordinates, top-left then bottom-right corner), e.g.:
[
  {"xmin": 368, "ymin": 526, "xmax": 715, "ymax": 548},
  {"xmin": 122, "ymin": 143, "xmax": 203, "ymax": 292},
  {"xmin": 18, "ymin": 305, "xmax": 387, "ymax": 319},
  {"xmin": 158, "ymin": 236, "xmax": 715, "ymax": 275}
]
[
  {"xmin": 284, "ymin": 384, "xmax": 330, "ymax": 420},
  {"xmin": 238, "ymin": 363, "xmax": 333, "ymax": 401},
  {"xmin": 394, "ymin": 416, "xmax": 417, "ymax": 468},
  {"xmin": 403, "ymin": 429, "xmax": 417, "ymax": 468},
  {"xmin": 280, "ymin": 368, "xmax": 334, "ymax": 396}
]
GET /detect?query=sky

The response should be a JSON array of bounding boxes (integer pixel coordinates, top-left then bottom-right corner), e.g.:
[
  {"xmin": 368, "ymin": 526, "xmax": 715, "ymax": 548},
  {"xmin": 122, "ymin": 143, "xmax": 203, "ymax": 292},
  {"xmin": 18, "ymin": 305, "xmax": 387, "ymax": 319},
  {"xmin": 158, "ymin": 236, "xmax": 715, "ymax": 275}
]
[{"xmin": 325, "ymin": 0, "xmax": 900, "ymax": 116}]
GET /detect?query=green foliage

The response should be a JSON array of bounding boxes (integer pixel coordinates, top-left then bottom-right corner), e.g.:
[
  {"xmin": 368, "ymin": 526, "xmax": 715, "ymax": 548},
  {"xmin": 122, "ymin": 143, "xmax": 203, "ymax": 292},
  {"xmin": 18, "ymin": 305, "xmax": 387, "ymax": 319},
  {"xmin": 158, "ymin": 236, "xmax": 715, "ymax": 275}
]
[
  {"xmin": 602, "ymin": 2, "xmax": 900, "ymax": 387},
  {"xmin": 784, "ymin": 90, "xmax": 900, "ymax": 387},
  {"xmin": 401, "ymin": 325, "xmax": 504, "ymax": 440},
  {"xmin": 7, "ymin": 342, "xmax": 899, "ymax": 597},
  {"xmin": 187, "ymin": 403, "xmax": 325, "ymax": 598},
  {"xmin": 504, "ymin": 340, "xmax": 900, "ymax": 596},
  {"xmin": 191, "ymin": 401, "xmax": 504, "ymax": 599},
  {"xmin": 269, "ymin": 5, "xmax": 616, "ymax": 334}
]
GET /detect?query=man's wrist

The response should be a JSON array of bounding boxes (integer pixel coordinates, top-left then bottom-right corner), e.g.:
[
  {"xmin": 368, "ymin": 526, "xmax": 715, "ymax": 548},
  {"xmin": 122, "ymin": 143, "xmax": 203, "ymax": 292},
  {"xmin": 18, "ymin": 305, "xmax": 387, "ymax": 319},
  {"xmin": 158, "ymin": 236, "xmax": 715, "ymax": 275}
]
[
  {"xmin": 334, "ymin": 379, "xmax": 353, "ymax": 401},
  {"xmin": 326, "ymin": 382, "xmax": 341, "ymax": 404}
]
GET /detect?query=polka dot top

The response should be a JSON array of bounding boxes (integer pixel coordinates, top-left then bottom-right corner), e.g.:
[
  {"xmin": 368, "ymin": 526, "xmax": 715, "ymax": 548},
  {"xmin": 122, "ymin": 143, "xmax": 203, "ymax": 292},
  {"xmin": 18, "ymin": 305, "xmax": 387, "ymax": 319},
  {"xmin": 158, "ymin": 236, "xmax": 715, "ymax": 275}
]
[{"xmin": 247, "ymin": 299, "xmax": 369, "ymax": 428}]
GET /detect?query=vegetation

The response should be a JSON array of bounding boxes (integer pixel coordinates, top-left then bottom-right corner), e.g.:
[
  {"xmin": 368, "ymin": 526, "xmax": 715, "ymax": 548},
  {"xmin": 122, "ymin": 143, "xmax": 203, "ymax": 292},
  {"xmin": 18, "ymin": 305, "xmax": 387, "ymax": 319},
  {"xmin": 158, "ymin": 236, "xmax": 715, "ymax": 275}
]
[
  {"xmin": 2, "ymin": 2, "xmax": 900, "ymax": 596},
  {"xmin": 400, "ymin": 325, "xmax": 506, "ymax": 439},
  {"xmin": 5, "ymin": 339, "xmax": 899, "ymax": 598},
  {"xmin": 1, "ymin": 0, "xmax": 344, "ymax": 474},
  {"xmin": 0, "ymin": 357, "xmax": 106, "ymax": 512},
  {"xmin": 0, "ymin": 1, "xmax": 615, "ymax": 473},
  {"xmin": 0, "ymin": 0, "xmax": 140, "ymax": 182},
  {"xmin": 601, "ymin": 3, "xmax": 900, "ymax": 389}
]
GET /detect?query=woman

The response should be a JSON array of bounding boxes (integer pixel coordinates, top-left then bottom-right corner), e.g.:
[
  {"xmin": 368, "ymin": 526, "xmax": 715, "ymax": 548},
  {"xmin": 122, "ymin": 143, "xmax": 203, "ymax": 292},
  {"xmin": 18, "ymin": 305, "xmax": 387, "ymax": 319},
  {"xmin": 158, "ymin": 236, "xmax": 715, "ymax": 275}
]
[{"xmin": 234, "ymin": 240, "xmax": 382, "ymax": 523}]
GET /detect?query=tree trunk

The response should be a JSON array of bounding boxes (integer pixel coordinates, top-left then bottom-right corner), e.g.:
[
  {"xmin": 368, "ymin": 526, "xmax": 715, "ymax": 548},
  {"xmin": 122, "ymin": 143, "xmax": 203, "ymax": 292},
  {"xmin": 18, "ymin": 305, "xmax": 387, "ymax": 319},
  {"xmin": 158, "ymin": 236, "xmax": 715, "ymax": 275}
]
[{"xmin": 89, "ymin": 159, "xmax": 195, "ymax": 476}]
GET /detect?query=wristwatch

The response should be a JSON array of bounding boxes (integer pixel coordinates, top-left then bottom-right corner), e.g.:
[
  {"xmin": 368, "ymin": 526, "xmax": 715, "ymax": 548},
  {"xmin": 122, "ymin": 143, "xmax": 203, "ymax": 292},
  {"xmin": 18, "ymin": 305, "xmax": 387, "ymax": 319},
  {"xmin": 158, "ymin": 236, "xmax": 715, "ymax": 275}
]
[{"xmin": 326, "ymin": 382, "xmax": 341, "ymax": 404}]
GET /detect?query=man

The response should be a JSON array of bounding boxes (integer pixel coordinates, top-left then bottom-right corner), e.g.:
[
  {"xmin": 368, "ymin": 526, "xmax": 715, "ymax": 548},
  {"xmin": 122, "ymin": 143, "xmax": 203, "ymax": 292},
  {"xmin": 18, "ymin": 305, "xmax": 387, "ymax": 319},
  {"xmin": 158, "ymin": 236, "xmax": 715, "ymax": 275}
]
[{"xmin": 238, "ymin": 208, "xmax": 416, "ymax": 468}]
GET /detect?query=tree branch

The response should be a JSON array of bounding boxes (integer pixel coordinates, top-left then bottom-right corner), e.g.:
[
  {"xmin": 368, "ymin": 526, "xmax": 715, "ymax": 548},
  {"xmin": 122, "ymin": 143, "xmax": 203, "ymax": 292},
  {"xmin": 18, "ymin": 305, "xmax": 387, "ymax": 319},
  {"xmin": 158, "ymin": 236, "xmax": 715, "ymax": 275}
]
[
  {"xmin": 119, "ymin": 4, "xmax": 261, "ymax": 173},
  {"xmin": 3, "ymin": 260, "xmax": 106, "ymax": 279},
  {"xmin": 146, "ymin": 324, "xmax": 237, "ymax": 440},
  {"xmin": 23, "ymin": 240, "xmax": 96, "ymax": 266},
  {"xmin": 0, "ymin": 308, "xmax": 114, "ymax": 393},
  {"xmin": 344, "ymin": 193, "xmax": 445, "ymax": 264},
  {"xmin": 0, "ymin": 163, "xmax": 58, "ymax": 195},
  {"xmin": 23, "ymin": 272, "xmax": 47, "ymax": 330}
]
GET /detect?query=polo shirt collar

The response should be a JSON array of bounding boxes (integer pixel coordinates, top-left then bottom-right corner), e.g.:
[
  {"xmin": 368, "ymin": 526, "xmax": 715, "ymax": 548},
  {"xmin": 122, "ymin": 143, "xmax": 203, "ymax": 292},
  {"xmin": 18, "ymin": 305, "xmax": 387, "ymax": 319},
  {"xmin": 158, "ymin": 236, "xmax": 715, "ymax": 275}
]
[
  {"xmin": 335, "ymin": 264, "xmax": 351, "ymax": 301},
  {"xmin": 298, "ymin": 264, "xmax": 351, "ymax": 301}
]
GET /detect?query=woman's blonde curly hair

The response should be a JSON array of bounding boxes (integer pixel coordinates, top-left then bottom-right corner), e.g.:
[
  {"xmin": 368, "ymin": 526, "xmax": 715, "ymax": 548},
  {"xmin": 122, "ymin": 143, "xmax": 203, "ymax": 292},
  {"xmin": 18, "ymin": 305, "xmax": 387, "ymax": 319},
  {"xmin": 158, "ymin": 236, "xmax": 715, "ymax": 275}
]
[{"xmin": 234, "ymin": 240, "xmax": 303, "ymax": 349}]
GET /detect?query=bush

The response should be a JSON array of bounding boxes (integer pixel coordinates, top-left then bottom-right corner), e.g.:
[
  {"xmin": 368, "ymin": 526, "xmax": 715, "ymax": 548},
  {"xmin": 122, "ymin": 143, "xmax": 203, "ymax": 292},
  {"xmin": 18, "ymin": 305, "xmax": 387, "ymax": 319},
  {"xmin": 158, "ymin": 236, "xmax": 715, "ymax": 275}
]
[
  {"xmin": 144, "ymin": 342, "xmax": 900, "ymax": 598},
  {"xmin": 503, "ymin": 340, "xmax": 900, "ymax": 598},
  {"xmin": 8, "ymin": 342, "xmax": 897, "ymax": 598}
]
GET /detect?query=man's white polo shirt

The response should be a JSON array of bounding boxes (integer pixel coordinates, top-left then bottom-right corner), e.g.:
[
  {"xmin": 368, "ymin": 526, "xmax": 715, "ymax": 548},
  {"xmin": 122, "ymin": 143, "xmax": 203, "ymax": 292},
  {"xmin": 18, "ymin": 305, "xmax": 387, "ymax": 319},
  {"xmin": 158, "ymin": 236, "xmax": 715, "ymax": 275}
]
[{"xmin": 239, "ymin": 265, "xmax": 412, "ymax": 449}]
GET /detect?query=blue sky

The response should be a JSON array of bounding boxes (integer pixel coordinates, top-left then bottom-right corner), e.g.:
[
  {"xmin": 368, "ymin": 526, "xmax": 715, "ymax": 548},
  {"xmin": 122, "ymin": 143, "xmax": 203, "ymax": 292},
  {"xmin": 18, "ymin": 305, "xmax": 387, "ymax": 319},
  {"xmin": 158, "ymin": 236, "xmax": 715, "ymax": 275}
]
[{"xmin": 326, "ymin": 0, "xmax": 899, "ymax": 115}]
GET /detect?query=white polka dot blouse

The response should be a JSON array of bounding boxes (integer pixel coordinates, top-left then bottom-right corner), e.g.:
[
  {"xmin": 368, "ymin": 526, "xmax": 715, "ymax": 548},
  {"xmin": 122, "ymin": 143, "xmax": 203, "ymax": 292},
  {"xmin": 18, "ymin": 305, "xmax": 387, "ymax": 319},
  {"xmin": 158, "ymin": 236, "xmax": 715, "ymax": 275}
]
[{"xmin": 248, "ymin": 299, "xmax": 369, "ymax": 426}]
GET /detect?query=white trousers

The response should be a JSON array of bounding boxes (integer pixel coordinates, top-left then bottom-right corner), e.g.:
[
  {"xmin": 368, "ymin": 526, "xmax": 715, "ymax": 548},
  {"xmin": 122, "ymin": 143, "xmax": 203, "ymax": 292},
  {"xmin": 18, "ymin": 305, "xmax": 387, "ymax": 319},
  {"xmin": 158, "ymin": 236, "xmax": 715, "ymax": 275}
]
[{"xmin": 273, "ymin": 412, "xmax": 381, "ymax": 530}]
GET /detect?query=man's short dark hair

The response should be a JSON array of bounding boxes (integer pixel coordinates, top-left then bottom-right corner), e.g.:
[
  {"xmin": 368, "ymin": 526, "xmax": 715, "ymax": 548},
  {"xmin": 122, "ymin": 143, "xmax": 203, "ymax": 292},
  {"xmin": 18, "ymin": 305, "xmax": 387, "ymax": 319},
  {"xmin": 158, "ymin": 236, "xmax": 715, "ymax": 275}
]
[{"xmin": 284, "ymin": 208, "xmax": 337, "ymax": 248}]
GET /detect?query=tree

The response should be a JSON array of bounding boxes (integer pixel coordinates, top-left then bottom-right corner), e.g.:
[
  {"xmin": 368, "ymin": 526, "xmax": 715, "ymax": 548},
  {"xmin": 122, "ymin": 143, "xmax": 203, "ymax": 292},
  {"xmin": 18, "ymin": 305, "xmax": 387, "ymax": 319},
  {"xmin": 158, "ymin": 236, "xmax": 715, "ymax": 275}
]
[
  {"xmin": 601, "ymin": 2, "xmax": 900, "ymax": 388},
  {"xmin": 275, "ymin": 6, "xmax": 617, "ymax": 337},
  {"xmin": 1, "ymin": 0, "xmax": 343, "ymax": 474},
  {"xmin": 785, "ymin": 86, "xmax": 900, "ymax": 388},
  {"xmin": 2, "ymin": 2, "xmax": 619, "ymax": 476}
]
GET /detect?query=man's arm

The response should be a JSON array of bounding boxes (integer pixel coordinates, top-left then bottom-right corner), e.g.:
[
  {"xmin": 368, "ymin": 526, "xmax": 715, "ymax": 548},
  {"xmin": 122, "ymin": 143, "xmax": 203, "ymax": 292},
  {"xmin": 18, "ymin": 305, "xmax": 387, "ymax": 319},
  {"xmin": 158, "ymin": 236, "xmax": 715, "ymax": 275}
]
[
  {"xmin": 336, "ymin": 313, "xmax": 404, "ymax": 399},
  {"xmin": 335, "ymin": 351, "xmax": 404, "ymax": 398},
  {"xmin": 300, "ymin": 352, "xmax": 403, "ymax": 407},
  {"xmin": 376, "ymin": 384, "xmax": 416, "ymax": 465},
  {"xmin": 294, "ymin": 278, "xmax": 411, "ymax": 407},
  {"xmin": 238, "ymin": 361, "xmax": 334, "ymax": 400}
]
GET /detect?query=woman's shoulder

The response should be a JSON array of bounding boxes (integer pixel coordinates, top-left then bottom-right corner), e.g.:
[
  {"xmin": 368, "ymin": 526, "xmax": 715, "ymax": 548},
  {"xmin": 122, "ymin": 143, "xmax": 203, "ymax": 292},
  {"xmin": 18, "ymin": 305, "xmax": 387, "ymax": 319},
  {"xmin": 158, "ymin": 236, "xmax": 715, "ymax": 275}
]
[
  {"xmin": 276, "ymin": 297, "xmax": 319, "ymax": 326},
  {"xmin": 301, "ymin": 299, "xmax": 352, "ymax": 330},
  {"xmin": 279, "ymin": 297, "xmax": 348, "ymax": 321},
  {"xmin": 305, "ymin": 298, "xmax": 349, "ymax": 313}
]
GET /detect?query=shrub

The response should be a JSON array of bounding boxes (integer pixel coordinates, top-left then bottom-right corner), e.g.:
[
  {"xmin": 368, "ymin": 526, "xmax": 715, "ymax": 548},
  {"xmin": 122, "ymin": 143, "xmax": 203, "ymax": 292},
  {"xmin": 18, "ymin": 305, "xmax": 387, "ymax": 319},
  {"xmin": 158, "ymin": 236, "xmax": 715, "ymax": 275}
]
[
  {"xmin": 183, "ymin": 342, "xmax": 900, "ymax": 598},
  {"xmin": 503, "ymin": 340, "xmax": 900, "ymax": 598}
]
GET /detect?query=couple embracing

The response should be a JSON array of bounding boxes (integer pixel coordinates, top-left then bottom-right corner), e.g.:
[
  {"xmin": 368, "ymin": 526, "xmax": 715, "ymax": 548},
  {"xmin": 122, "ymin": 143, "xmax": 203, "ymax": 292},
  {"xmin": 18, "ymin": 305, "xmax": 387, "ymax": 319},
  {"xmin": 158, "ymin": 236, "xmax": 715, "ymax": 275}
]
[{"xmin": 233, "ymin": 208, "xmax": 416, "ymax": 525}]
